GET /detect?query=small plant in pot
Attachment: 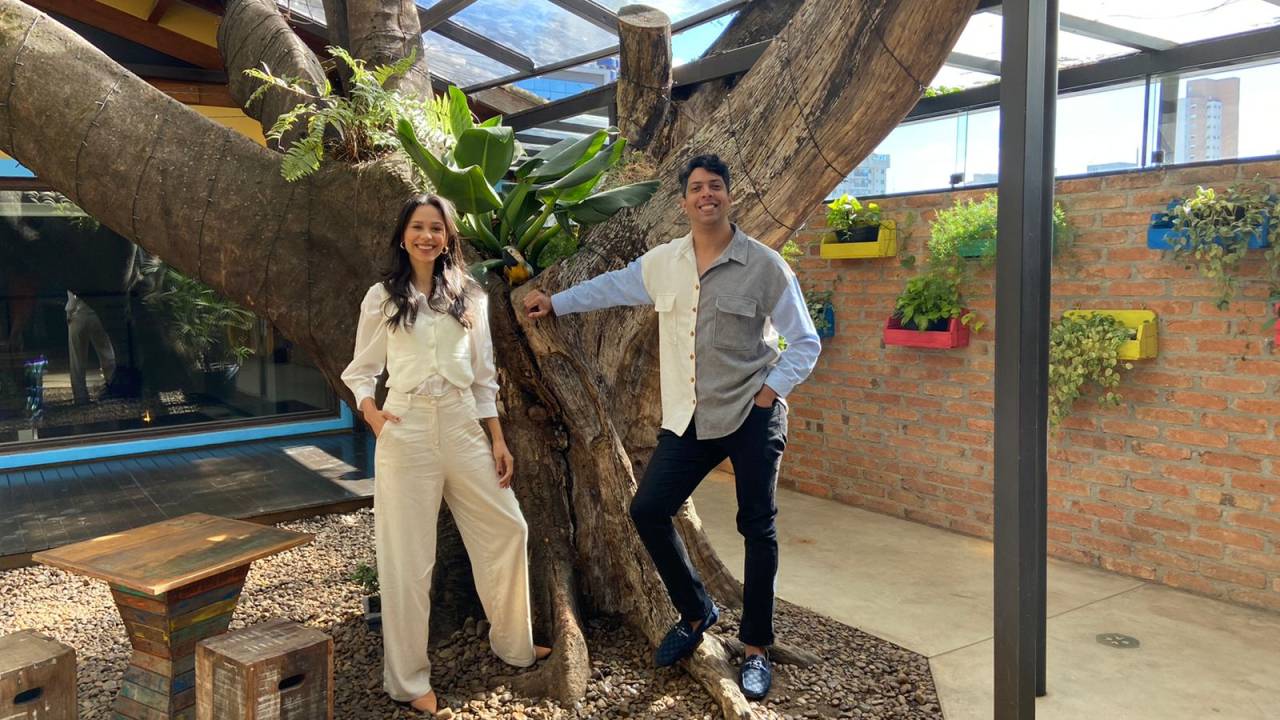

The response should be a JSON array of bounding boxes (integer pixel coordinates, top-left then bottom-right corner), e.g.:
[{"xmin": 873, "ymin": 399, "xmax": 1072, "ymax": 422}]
[
  {"xmin": 892, "ymin": 266, "xmax": 983, "ymax": 332},
  {"xmin": 1166, "ymin": 181, "xmax": 1277, "ymax": 310},
  {"xmin": 1048, "ymin": 312, "xmax": 1135, "ymax": 427},
  {"xmin": 929, "ymin": 193, "xmax": 1070, "ymax": 263},
  {"xmin": 351, "ymin": 563, "xmax": 381, "ymax": 632},
  {"xmin": 826, "ymin": 194, "xmax": 882, "ymax": 243},
  {"xmin": 806, "ymin": 290, "xmax": 836, "ymax": 338}
]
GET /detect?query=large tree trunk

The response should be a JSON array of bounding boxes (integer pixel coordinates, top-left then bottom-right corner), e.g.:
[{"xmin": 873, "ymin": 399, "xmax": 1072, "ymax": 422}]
[{"xmin": 0, "ymin": 0, "xmax": 976, "ymax": 714}]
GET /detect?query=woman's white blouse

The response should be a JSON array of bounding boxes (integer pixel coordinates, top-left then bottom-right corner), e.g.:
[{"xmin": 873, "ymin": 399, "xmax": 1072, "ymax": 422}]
[{"xmin": 340, "ymin": 282, "xmax": 500, "ymax": 418}]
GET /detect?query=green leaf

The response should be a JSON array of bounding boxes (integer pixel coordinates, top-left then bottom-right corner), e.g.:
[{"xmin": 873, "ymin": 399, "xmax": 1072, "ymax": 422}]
[
  {"xmin": 479, "ymin": 115, "xmax": 503, "ymax": 127},
  {"xmin": 561, "ymin": 180, "xmax": 661, "ymax": 225},
  {"xmin": 397, "ymin": 118, "xmax": 501, "ymax": 214},
  {"xmin": 542, "ymin": 138, "xmax": 626, "ymax": 195},
  {"xmin": 447, "ymin": 85, "xmax": 474, "ymax": 137},
  {"xmin": 451, "ymin": 126, "xmax": 515, "ymax": 184},
  {"xmin": 469, "ymin": 258, "xmax": 504, "ymax": 281},
  {"xmin": 527, "ymin": 130, "xmax": 608, "ymax": 180},
  {"xmin": 532, "ymin": 232, "xmax": 579, "ymax": 269}
]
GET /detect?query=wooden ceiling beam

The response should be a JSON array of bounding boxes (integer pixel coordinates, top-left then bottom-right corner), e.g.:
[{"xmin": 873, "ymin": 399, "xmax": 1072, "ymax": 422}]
[{"xmin": 25, "ymin": 0, "xmax": 223, "ymax": 69}]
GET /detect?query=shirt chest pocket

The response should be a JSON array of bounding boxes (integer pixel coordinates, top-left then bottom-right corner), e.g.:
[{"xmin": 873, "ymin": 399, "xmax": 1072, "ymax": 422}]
[{"xmin": 713, "ymin": 295, "xmax": 760, "ymax": 351}]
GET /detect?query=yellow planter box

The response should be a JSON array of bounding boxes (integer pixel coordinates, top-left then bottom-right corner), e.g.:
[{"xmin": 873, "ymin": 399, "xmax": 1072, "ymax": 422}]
[
  {"xmin": 1061, "ymin": 309, "xmax": 1158, "ymax": 360},
  {"xmin": 820, "ymin": 220, "xmax": 897, "ymax": 259}
]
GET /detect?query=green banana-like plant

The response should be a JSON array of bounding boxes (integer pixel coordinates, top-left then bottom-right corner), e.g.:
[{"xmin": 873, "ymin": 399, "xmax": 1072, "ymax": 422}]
[{"xmin": 396, "ymin": 87, "xmax": 660, "ymax": 283}]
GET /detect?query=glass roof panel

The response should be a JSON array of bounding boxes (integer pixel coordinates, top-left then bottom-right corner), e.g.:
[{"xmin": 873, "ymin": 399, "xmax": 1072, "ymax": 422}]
[
  {"xmin": 592, "ymin": 0, "xmax": 736, "ymax": 23},
  {"xmin": 929, "ymin": 65, "xmax": 998, "ymax": 91},
  {"xmin": 953, "ymin": 12, "xmax": 1144, "ymax": 69},
  {"xmin": 1059, "ymin": 0, "xmax": 1280, "ymax": 45},
  {"xmin": 514, "ymin": 57, "xmax": 619, "ymax": 102},
  {"xmin": 277, "ymin": 0, "xmax": 326, "ymax": 24},
  {"xmin": 450, "ymin": 0, "xmax": 617, "ymax": 66},
  {"xmin": 423, "ymin": 32, "xmax": 519, "ymax": 86},
  {"xmin": 672, "ymin": 12, "xmax": 736, "ymax": 65}
]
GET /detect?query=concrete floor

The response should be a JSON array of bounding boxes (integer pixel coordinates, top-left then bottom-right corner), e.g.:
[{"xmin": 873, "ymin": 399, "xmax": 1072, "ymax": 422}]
[{"xmin": 692, "ymin": 471, "xmax": 1280, "ymax": 720}]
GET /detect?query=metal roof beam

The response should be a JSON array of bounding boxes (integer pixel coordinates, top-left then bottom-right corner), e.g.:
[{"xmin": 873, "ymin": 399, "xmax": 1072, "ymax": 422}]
[
  {"xmin": 546, "ymin": 0, "xmax": 620, "ymax": 34},
  {"xmin": 418, "ymin": 0, "xmax": 482, "ymax": 32},
  {"xmin": 432, "ymin": 20, "xmax": 534, "ymax": 72}
]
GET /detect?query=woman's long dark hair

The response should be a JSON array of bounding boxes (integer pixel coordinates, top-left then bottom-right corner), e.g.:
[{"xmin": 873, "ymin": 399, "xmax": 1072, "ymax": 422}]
[{"xmin": 381, "ymin": 194, "xmax": 477, "ymax": 331}]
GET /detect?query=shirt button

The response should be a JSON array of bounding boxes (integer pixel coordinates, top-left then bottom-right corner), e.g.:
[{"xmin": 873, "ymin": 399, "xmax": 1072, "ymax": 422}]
[
  {"xmin": 692, "ymin": 307, "xmax": 697, "ymax": 313},
  {"xmin": 689, "ymin": 353, "xmax": 695, "ymax": 360},
  {"xmin": 690, "ymin": 377, "xmax": 695, "ymax": 383},
  {"xmin": 689, "ymin": 330, "xmax": 694, "ymax": 337},
  {"xmin": 695, "ymin": 284, "xmax": 700, "ymax": 290}
]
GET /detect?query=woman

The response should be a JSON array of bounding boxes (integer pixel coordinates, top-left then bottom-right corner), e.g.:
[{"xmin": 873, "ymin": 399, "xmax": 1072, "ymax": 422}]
[{"xmin": 341, "ymin": 194, "xmax": 550, "ymax": 715}]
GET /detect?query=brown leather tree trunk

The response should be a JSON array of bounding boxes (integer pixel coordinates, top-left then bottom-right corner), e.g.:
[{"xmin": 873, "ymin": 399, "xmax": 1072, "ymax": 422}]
[{"xmin": 0, "ymin": 0, "xmax": 978, "ymax": 714}]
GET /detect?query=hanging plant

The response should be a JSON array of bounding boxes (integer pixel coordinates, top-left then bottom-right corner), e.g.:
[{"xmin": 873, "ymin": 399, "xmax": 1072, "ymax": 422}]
[
  {"xmin": 1166, "ymin": 182, "xmax": 1276, "ymax": 310},
  {"xmin": 928, "ymin": 193, "xmax": 1070, "ymax": 263},
  {"xmin": 1048, "ymin": 312, "xmax": 1135, "ymax": 427}
]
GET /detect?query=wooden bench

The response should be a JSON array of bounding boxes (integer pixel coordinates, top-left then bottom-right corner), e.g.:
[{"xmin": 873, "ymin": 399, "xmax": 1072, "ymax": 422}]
[{"xmin": 32, "ymin": 513, "xmax": 311, "ymax": 720}]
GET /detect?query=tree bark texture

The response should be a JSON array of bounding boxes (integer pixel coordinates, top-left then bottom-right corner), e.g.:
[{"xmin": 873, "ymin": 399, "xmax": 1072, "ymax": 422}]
[
  {"xmin": 616, "ymin": 4, "xmax": 672, "ymax": 152},
  {"xmin": 0, "ymin": 0, "xmax": 978, "ymax": 713}
]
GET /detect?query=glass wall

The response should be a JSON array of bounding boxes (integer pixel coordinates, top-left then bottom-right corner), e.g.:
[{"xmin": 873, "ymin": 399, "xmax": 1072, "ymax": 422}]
[
  {"xmin": 0, "ymin": 191, "xmax": 336, "ymax": 447},
  {"xmin": 836, "ymin": 55, "xmax": 1280, "ymax": 198}
]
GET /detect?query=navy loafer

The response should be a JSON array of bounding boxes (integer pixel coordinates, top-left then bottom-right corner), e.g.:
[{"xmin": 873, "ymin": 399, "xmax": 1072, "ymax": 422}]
[
  {"xmin": 655, "ymin": 604, "xmax": 719, "ymax": 667},
  {"xmin": 739, "ymin": 653, "xmax": 772, "ymax": 700}
]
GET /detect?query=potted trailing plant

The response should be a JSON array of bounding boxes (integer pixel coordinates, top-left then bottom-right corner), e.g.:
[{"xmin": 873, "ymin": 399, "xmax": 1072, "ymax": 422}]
[
  {"xmin": 1048, "ymin": 312, "xmax": 1136, "ymax": 427},
  {"xmin": 396, "ymin": 88, "xmax": 660, "ymax": 284},
  {"xmin": 826, "ymin": 194, "xmax": 882, "ymax": 243},
  {"xmin": 1150, "ymin": 182, "xmax": 1278, "ymax": 310},
  {"xmin": 351, "ymin": 563, "xmax": 381, "ymax": 632},
  {"xmin": 141, "ymin": 259, "xmax": 255, "ymax": 400},
  {"xmin": 884, "ymin": 266, "xmax": 982, "ymax": 349},
  {"xmin": 928, "ymin": 193, "xmax": 1069, "ymax": 262}
]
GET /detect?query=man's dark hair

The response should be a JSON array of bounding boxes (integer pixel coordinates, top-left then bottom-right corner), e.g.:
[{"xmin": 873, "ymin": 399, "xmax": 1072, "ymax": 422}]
[{"xmin": 679, "ymin": 154, "xmax": 731, "ymax": 193}]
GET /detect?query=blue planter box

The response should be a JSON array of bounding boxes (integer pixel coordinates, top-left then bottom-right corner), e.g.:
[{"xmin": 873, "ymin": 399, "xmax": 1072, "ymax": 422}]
[
  {"xmin": 817, "ymin": 303, "xmax": 836, "ymax": 339},
  {"xmin": 1147, "ymin": 201, "xmax": 1272, "ymax": 250}
]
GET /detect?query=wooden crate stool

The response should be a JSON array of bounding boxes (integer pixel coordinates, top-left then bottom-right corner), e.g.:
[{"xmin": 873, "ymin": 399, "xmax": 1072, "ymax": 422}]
[
  {"xmin": 196, "ymin": 619, "xmax": 332, "ymax": 720},
  {"xmin": 0, "ymin": 630, "xmax": 77, "ymax": 720}
]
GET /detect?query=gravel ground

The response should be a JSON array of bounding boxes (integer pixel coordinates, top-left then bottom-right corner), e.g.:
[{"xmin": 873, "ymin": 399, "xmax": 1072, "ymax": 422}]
[{"xmin": 0, "ymin": 510, "xmax": 943, "ymax": 719}]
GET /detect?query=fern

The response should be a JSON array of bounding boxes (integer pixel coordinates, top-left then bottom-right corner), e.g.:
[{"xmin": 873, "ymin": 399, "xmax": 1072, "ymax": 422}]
[{"xmin": 246, "ymin": 46, "xmax": 452, "ymax": 180}]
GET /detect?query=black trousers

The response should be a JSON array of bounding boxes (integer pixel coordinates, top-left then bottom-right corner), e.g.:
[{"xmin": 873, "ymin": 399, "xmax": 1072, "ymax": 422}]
[{"xmin": 628, "ymin": 401, "xmax": 788, "ymax": 647}]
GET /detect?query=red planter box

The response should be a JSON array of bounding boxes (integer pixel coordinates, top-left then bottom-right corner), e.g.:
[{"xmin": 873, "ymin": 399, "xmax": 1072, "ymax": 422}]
[{"xmin": 883, "ymin": 313, "xmax": 970, "ymax": 349}]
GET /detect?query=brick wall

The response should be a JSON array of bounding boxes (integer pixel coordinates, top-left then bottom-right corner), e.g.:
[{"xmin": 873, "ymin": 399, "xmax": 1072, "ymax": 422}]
[{"xmin": 785, "ymin": 158, "xmax": 1280, "ymax": 612}]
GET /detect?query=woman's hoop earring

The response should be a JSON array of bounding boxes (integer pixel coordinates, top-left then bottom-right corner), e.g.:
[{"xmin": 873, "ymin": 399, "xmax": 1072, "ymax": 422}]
[
  {"xmin": 399, "ymin": 241, "xmax": 406, "ymax": 250},
  {"xmin": 441, "ymin": 246, "xmax": 449, "ymax": 255}
]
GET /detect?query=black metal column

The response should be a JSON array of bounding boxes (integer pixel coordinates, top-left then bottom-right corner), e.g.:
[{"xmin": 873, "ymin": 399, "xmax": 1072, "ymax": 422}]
[{"xmin": 994, "ymin": 1, "xmax": 1058, "ymax": 719}]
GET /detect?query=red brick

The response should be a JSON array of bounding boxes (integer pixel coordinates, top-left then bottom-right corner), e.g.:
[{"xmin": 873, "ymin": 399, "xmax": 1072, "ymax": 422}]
[
  {"xmin": 1100, "ymin": 557, "xmax": 1158, "ymax": 581},
  {"xmin": 1165, "ymin": 536, "xmax": 1224, "ymax": 559},
  {"xmin": 1049, "ymin": 544, "xmax": 1097, "ymax": 565},
  {"xmin": 1201, "ymin": 452, "xmax": 1263, "ymax": 472},
  {"xmin": 1133, "ymin": 512, "xmax": 1191, "ymax": 533},
  {"xmin": 1200, "ymin": 413, "xmax": 1268, "ymax": 434},
  {"xmin": 1066, "ymin": 193, "xmax": 1127, "ymax": 210},
  {"xmin": 1107, "ymin": 281, "xmax": 1166, "ymax": 296},
  {"xmin": 1161, "ymin": 464, "xmax": 1225, "ymax": 486},
  {"xmin": 1099, "ymin": 419, "xmax": 1160, "ymax": 439},
  {"xmin": 1101, "ymin": 172, "xmax": 1163, "ymax": 190},
  {"xmin": 1163, "ymin": 428, "xmax": 1230, "ymax": 449},
  {"xmin": 1132, "ymin": 441, "xmax": 1192, "ymax": 460},
  {"xmin": 1195, "ymin": 526, "xmax": 1266, "ymax": 551},
  {"xmin": 1058, "ymin": 177, "xmax": 1104, "ymax": 193},
  {"xmin": 1164, "ymin": 571, "xmax": 1217, "ymax": 595},
  {"xmin": 1078, "ymin": 534, "xmax": 1132, "ymax": 557},
  {"xmin": 1164, "ymin": 501, "xmax": 1224, "ymax": 522},
  {"xmin": 1236, "ymin": 438, "xmax": 1280, "ymax": 457},
  {"xmin": 1200, "ymin": 563, "xmax": 1267, "ymax": 589},
  {"xmin": 1231, "ymin": 398, "xmax": 1280, "ymax": 415},
  {"xmin": 1230, "ymin": 475, "xmax": 1280, "ymax": 495},
  {"xmin": 1073, "ymin": 501, "xmax": 1125, "ymax": 521},
  {"xmin": 1226, "ymin": 549, "xmax": 1280, "ymax": 574},
  {"xmin": 1131, "ymin": 478, "xmax": 1189, "ymax": 498},
  {"xmin": 1167, "ymin": 164, "xmax": 1238, "ymax": 185},
  {"xmin": 1136, "ymin": 547, "xmax": 1196, "ymax": 572},
  {"xmin": 1227, "ymin": 511, "xmax": 1280, "ymax": 536},
  {"xmin": 1134, "ymin": 407, "xmax": 1196, "ymax": 425},
  {"xmin": 1049, "ymin": 510, "xmax": 1094, "ymax": 530},
  {"xmin": 1099, "ymin": 520, "xmax": 1157, "ymax": 544},
  {"xmin": 1099, "ymin": 488, "xmax": 1153, "ymax": 509},
  {"xmin": 1167, "ymin": 391, "xmax": 1228, "ymax": 411},
  {"xmin": 1200, "ymin": 376, "xmax": 1267, "ymax": 394}
]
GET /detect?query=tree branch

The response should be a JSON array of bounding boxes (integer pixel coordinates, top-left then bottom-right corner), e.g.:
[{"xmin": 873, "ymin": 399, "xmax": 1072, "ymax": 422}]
[
  {"xmin": 345, "ymin": 0, "xmax": 432, "ymax": 97},
  {"xmin": 219, "ymin": 0, "xmax": 327, "ymax": 149}
]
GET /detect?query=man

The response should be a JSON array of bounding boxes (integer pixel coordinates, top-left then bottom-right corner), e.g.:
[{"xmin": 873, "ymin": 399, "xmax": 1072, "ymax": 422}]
[
  {"xmin": 65, "ymin": 290, "xmax": 116, "ymax": 405},
  {"xmin": 524, "ymin": 154, "xmax": 821, "ymax": 700}
]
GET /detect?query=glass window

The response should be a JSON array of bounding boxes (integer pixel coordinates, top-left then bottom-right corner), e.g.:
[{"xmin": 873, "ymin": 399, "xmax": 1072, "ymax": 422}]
[
  {"xmin": 592, "ymin": 0, "xmax": 733, "ymax": 23},
  {"xmin": 0, "ymin": 193, "xmax": 336, "ymax": 447},
  {"xmin": 672, "ymin": 13, "xmax": 736, "ymax": 65},
  {"xmin": 277, "ymin": 0, "xmax": 326, "ymax": 24},
  {"xmin": 1056, "ymin": 81, "xmax": 1147, "ymax": 175},
  {"xmin": 952, "ymin": 11, "xmax": 1137, "ymax": 68},
  {"xmin": 516, "ymin": 57, "xmax": 618, "ymax": 101},
  {"xmin": 850, "ymin": 115, "xmax": 961, "ymax": 196},
  {"xmin": 1169, "ymin": 60, "xmax": 1280, "ymax": 163}
]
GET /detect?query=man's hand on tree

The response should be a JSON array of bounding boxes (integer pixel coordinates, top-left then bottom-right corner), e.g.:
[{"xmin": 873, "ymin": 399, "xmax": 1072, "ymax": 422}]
[{"xmin": 524, "ymin": 290, "xmax": 554, "ymax": 319}]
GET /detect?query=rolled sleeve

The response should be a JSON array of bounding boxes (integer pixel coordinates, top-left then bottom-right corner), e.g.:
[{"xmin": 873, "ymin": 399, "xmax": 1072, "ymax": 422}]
[
  {"xmin": 550, "ymin": 259, "xmax": 651, "ymax": 315},
  {"xmin": 764, "ymin": 274, "xmax": 821, "ymax": 398},
  {"xmin": 341, "ymin": 284, "xmax": 390, "ymax": 406},
  {"xmin": 469, "ymin": 294, "xmax": 500, "ymax": 418}
]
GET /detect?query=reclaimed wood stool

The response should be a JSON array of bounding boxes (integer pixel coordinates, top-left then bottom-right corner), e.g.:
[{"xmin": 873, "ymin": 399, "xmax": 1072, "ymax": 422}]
[
  {"xmin": 196, "ymin": 619, "xmax": 333, "ymax": 720},
  {"xmin": 0, "ymin": 630, "xmax": 77, "ymax": 720}
]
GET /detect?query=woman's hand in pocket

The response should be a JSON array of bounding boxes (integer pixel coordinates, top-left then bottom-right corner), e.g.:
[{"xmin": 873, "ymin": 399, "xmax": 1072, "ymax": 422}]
[
  {"xmin": 364, "ymin": 408, "xmax": 401, "ymax": 437},
  {"xmin": 493, "ymin": 439, "xmax": 515, "ymax": 488}
]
